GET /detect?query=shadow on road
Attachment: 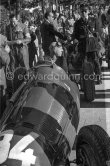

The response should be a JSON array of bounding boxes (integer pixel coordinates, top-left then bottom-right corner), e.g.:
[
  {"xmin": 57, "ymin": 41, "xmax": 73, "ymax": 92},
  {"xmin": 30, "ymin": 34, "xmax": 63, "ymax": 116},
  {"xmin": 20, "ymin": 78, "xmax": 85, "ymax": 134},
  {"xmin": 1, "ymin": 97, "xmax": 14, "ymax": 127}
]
[
  {"xmin": 102, "ymin": 78, "xmax": 110, "ymax": 80},
  {"xmin": 80, "ymin": 88, "xmax": 110, "ymax": 108},
  {"xmin": 80, "ymin": 95, "xmax": 110, "ymax": 108},
  {"xmin": 101, "ymin": 66, "xmax": 109, "ymax": 71},
  {"xmin": 95, "ymin": 93, "xmax": 110, "ymax": 99},
  {"xmin": 95, "ymin": 89, "xmax": 110, "ymax": 92}
]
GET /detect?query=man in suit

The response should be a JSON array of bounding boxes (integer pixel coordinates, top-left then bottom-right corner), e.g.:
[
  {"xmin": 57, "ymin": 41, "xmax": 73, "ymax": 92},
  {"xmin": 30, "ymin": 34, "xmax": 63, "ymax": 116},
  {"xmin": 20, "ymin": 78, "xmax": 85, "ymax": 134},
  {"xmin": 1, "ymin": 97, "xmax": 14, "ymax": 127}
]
[{"xmin": 40, "ymin": 10, "xmax": 67, "ymax": 60}]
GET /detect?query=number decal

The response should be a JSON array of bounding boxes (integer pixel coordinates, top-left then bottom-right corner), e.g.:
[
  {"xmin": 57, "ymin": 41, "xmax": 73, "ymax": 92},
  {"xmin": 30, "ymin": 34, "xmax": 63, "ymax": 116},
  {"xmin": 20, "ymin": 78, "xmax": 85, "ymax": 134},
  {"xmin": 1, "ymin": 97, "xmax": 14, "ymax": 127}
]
[
  {"xmin": 0, "ymin": 130, "xmax": 39, "ymax": 166},
  {"xmin": 0, "ymin": 130, "xmax": 14, "ymax": 164},
  {"xmin": 9, "ymin": 133, "xmax": 39, "ymax": 166}
]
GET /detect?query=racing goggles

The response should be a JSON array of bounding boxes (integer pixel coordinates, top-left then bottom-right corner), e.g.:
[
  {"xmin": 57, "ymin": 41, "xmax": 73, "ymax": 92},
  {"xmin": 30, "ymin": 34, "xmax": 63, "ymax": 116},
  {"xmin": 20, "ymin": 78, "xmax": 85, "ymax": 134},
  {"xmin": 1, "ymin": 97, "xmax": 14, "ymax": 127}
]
[{"xmin": 56, "ymin": 42, "xmax": 62, "ymax": 47}]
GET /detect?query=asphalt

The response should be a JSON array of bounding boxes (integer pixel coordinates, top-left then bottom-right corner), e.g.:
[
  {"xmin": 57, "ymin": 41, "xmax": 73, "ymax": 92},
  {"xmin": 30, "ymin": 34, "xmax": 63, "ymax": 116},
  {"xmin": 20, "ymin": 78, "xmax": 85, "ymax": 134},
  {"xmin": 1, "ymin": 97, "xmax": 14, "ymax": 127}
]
[{"xmin": 69, "ymin": 59, "xmax": 110, "ymax": 166}]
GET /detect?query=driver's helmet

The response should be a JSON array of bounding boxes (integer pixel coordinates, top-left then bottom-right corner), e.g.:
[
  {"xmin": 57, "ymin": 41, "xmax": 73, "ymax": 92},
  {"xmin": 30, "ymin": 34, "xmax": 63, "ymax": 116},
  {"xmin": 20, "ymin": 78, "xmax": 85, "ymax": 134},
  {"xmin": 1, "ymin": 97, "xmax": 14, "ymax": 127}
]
[{"xmin": 49, "ymin": 42, "xmax": 63, "ymax": 59}]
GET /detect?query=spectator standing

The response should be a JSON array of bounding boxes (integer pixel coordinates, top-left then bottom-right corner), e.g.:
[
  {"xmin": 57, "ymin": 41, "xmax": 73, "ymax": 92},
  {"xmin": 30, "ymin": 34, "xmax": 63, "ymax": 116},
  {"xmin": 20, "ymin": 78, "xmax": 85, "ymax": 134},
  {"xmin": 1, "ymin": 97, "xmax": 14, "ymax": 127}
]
[
  {"xmin": 106, "ymin": 7, "xmax": 110, "ymax": 60},
  {"xmin": 73, "ymin": 5, "xmax": 101, "ymax": 84},
  {"xmin": 0, "ymin": 34, "xmax": 10, "ymax": 118},
  {"xmin": 40, "ymin": 10, "xmax": 67, "ymax": 60},
  {"xmin": 106, "ymin": 8, "xmax": 110, "ymax": 41},
  {"xmin": 72, "ymin": 5, "xmax": 89, "ymax": 61},
  {"xmin": 6, "ymin": 14, "xmax": 31, "ymax": 70},
  {"xmin": 53, "ymin": 12, "xmax": 59, "ymax": 31},
  {"xmin": 29, "ymin": 24, "xmax": 38, "ymax": 67},
  {"xmin": 95, "ymin": 7, "xmax": 107, "ymax": 42}
]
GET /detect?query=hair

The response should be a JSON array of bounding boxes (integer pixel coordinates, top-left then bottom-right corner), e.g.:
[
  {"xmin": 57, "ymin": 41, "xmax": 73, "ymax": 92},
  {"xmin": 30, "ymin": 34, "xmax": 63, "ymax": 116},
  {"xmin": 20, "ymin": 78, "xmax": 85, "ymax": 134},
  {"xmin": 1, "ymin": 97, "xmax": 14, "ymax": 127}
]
[
  {"xmin": 9, "ymin": 13, "xmax": 16, "ymax": 19},
  {"xmin": 107, "ymin": 8, "xmax": 110, "ymax": 15},
  {"xmin": 80, "ymin": 4, "xmax": 88, "ymax": 12},
  {"xmin": 49, "ymin": 42, "xmax": 56, "ymax": 57},
  {"xmin": 80, "ymin": 4, "xmax": 85, "ymax": 9}
]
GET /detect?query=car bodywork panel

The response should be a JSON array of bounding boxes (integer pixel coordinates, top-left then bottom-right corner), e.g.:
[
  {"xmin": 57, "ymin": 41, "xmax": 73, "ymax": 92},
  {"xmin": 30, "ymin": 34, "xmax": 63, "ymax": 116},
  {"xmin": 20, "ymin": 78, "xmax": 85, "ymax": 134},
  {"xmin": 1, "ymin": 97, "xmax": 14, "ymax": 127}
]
[{"xmin": 0, "ymin": 63, "xmax": 80, "ymax": 166}]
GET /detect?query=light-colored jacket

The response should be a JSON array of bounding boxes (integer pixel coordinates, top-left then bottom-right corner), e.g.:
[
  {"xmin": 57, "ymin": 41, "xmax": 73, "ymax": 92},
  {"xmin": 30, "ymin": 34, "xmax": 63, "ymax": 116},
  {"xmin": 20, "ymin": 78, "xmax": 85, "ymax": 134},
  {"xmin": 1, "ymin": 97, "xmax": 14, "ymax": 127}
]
[{"xmin": 0, "ymin": 34, "xmax": 10, "ymax": 94}]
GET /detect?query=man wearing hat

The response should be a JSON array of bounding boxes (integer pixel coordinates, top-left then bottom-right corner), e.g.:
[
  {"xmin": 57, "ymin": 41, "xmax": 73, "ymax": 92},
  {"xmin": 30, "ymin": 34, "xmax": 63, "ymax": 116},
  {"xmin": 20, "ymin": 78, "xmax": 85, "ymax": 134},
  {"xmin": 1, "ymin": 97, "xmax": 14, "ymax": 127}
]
[
  {"xmin": 72, "ymin": 4, "xmax": 101, "ymax": 84},
  {"xmin": 72, "ymin": 4, "xmax": 89, "ymax": 61}
]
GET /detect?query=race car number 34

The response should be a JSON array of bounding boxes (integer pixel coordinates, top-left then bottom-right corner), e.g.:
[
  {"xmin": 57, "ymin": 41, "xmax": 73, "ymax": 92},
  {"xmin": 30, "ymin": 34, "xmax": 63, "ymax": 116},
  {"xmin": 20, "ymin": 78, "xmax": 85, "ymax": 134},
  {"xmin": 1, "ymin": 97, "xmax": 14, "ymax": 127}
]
[{"xmin": 0, "ymin": 130, "xmax": 39, "ymax": 166}]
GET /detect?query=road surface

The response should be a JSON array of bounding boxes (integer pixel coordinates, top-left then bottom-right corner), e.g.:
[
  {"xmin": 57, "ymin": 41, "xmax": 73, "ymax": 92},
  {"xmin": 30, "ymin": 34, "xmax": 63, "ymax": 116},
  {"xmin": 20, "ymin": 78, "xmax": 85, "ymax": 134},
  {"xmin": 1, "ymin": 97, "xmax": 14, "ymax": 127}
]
[{"xmin": 69, "ymin": 59, "xmax": 110, "ymax": 165}]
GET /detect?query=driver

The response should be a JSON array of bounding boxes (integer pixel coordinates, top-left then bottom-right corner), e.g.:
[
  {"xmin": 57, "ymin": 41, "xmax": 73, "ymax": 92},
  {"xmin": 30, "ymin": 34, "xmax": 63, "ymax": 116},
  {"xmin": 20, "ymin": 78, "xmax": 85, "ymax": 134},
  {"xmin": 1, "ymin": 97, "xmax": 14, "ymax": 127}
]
[{"xmin": 49, "ymin": 42, "xmax": 68, "ymax": 72}]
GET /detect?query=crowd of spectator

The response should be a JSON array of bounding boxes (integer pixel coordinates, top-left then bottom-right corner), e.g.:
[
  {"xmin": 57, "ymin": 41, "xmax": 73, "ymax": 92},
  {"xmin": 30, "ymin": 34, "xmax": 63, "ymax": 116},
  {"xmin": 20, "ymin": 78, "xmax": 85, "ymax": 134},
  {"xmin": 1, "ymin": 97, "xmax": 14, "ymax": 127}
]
[{"xmin": 0, "ymin": 4, "xmax": 110, "ymax": 118}]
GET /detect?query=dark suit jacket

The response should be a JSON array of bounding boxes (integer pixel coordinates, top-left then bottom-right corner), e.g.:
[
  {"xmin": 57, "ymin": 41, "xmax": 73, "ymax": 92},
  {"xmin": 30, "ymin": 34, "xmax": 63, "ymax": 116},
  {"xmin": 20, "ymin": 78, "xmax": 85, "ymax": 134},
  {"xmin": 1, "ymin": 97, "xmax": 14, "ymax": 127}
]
[
  {"xmin": 40, "ymin": 20, "xmax": 66, "ymax": 57},
  {"xmin": 73, "ymin": 18, "xmax": 89, "ymax": 53}
]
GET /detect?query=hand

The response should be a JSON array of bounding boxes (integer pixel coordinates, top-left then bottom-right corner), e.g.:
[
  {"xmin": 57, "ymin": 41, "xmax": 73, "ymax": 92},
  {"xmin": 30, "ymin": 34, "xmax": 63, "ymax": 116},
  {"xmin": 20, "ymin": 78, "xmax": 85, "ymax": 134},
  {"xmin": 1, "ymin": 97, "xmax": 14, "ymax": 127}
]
[
  {"xmin": 5, "ymin": 45, "xmax": 10, "ymax": 53},
  {"xmin": 16, "ymin": 40, "xmax": 22, "ymax": 44},
  {"xmin": 73, "ymin": 39, "xmax": 78, "ymax": 44},
  {"xmin": 67, "ymin": 36, "xmax": 72, "ymax": 41}
]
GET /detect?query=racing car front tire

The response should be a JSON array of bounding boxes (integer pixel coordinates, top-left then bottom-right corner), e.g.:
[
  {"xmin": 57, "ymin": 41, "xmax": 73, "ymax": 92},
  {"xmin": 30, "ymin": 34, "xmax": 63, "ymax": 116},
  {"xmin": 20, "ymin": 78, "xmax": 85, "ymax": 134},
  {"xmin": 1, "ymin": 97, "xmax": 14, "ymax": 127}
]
[{"xmin": 76, "ymin": 125, "xmax": 109, "ymax": 166}]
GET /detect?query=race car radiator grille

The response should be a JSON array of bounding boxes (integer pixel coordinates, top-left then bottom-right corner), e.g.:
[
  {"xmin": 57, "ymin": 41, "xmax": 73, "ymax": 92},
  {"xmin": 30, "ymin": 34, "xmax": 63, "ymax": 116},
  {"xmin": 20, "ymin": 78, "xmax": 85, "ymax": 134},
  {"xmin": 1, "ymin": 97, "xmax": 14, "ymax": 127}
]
[{"xmin": 22, "ymin": 107, "xmax": 62, "ymax": 144}]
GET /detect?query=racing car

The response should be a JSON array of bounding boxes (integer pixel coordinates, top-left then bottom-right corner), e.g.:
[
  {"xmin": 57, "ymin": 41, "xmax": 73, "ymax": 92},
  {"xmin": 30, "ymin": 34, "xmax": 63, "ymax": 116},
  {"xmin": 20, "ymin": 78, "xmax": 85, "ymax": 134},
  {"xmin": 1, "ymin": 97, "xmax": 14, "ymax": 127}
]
[{"xmin": 0, "ymin": 61, "xmax": 110, "ymax": 166}]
